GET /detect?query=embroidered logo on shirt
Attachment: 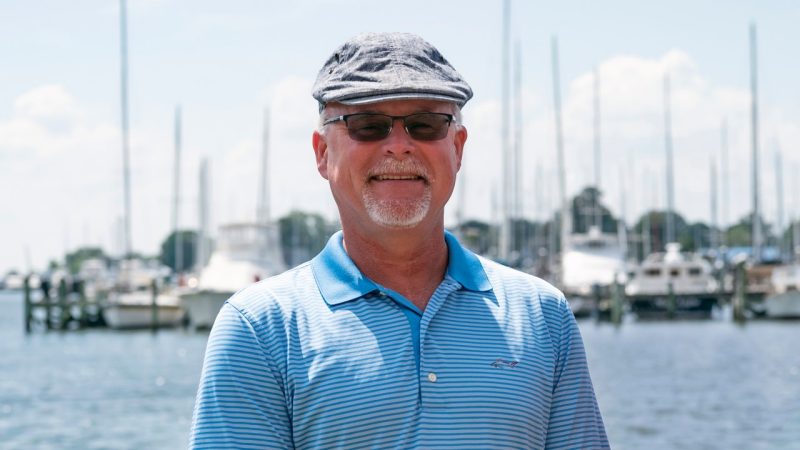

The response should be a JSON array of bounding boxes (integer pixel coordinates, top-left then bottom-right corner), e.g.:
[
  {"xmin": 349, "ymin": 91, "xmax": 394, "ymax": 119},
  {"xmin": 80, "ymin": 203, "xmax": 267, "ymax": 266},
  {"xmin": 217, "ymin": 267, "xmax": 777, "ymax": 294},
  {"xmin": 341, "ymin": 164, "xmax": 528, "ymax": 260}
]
[{"xmin": 490, "ymin": 358, "xmax": 519, "ymax": 369}]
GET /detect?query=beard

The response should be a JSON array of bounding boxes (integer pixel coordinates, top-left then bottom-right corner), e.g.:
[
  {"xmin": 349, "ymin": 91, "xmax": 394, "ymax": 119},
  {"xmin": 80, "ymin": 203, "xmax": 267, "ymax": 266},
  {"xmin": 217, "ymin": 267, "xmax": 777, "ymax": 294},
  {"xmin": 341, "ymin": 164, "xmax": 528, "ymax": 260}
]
[
  {"xmin": 363, "ymin": 188, "xmax": 432, "ymax": 228},
  {"xmin": 362, "ymin": 159, "xmax": 432, "ymax": 228}
]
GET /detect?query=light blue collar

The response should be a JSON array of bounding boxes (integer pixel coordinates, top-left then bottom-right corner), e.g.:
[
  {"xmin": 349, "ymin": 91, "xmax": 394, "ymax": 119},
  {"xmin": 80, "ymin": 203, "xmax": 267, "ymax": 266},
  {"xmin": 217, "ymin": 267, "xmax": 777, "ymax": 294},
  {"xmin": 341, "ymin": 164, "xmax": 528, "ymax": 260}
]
[{"xmin": 311, "ymin": 230, "xmax": 492, "ymax": 306}]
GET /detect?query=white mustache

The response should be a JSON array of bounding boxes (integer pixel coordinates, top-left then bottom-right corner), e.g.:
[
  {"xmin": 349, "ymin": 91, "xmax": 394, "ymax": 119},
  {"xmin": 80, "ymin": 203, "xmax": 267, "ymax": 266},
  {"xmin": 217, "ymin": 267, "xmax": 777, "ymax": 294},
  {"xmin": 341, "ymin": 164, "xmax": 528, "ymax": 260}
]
[{"xmin": 367, "ymin": 159, "xmax": 429, "ymax": 181}]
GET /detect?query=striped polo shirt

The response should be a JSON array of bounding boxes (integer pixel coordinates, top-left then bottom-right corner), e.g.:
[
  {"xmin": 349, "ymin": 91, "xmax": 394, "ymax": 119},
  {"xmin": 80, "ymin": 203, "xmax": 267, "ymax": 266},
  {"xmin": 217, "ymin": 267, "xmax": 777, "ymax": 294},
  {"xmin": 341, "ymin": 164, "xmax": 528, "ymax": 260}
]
[{"xmin": 191, "ymin": 231, "xmax": 609, "ymax": 449}]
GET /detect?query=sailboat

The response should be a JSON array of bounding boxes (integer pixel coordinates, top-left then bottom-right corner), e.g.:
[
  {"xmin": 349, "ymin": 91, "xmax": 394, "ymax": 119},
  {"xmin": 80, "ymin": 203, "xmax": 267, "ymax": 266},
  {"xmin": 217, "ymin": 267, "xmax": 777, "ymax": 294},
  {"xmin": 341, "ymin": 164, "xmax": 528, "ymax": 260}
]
[
  {"xmin": 555, "ymin": 67, "xmax": 626, "ymax": 317},
  {"xmin": 103, "ymin": 107, "xmax": 186, "ymax": 329},
  {"xmin": 180, "ymin": 108, "xmax": 286, "ymax": 329}
]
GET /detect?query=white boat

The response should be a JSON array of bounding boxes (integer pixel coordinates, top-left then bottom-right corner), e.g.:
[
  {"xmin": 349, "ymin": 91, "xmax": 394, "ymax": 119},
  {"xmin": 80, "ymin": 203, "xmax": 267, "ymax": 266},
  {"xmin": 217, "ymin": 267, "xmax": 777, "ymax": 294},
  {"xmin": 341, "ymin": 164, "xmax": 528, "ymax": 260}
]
[
  {"xmin": 104, "ymin": 289, "xmax": 184, "ymax": 329},
  {"xmin": 626, "ymin": 243, "xmax": 719, "ymax": 319},
  {"xmin": 560, "ymin": 226, "xmax": 626, "ymax": 317},
  {"xmin": 2, "ymin": 272, "xmax": 24, "ymax": 290},
  {"xmin": 764, "ymin": 264, "xmax": 800, "ymax": 319},
  {"xmin": 180, "ymin": 222, "xmax": 285, "ymax": 329},
  {"xmin": 103, "ymin": 259, "xmax": 184, "ymax": 329}
]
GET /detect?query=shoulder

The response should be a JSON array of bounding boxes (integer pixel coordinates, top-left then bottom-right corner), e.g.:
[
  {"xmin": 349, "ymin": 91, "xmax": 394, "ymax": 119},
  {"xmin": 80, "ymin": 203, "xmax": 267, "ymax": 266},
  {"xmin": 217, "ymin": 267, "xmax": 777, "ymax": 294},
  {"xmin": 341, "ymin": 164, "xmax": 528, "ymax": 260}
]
[
  {"xmin": 478, "ymin": 256, "xmax": 567, "ymax": 305},
  {"xmin": 476, "ymin": 256, "xmax": 572, "ymax": 330},
  {"xmin": 225, "ymin": 261, "xmax": 320, "ymax": 326}
]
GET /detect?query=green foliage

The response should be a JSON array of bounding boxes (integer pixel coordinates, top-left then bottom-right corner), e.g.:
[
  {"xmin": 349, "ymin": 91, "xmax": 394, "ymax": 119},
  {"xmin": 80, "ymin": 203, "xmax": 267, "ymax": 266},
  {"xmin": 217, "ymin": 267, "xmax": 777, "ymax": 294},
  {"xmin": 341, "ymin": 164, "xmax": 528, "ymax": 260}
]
[
  {"xmin": 159, "ymin": 230, "xmax": 198, "ymax": 272},
  {"xmin": 570, "ymin": 186, "xmax": 618, "ymax": 234},
  {"xmin": 278, "ymin": 211, "xmax": 339, "ymax": 267},
  {"xmin": 722, "ymin": 213, "xmax": 772, "ymax": 247},
  {"xmin": 65, "ymin": 247, "xmax": 108, "ymax": 274},
  {"xmin": 456, "ymin": 220, "xmax": 494, "ymax": 255}
]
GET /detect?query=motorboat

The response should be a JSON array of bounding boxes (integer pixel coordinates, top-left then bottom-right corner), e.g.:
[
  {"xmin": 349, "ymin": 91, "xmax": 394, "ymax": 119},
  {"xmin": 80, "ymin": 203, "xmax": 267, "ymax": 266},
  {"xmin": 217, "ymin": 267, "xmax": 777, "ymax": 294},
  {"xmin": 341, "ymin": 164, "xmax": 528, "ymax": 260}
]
[
  {"xmin": 763, "ymin": 264, "xmax": 800, "ymax": 319},
  {"xmin": 2, "ymin": 272, "xmax": 24, "ymax": 291},
  {"xmin": 103, "ymin": 289, "xmax": 184, "ymax": 329},
  {"xmin": 103, "ymin": 259, "xmax": 184, "ymax": 329},
  {"xmin": 626, "ymin": 243, "xmax": 719, "ymax": 319},
  {"xmin": 180, "ymin": 222, "xmax": 286, "ymax": 329},
  {"xmin": 560, "ymin": 226, "xmax": 626, "ymax": 317}
]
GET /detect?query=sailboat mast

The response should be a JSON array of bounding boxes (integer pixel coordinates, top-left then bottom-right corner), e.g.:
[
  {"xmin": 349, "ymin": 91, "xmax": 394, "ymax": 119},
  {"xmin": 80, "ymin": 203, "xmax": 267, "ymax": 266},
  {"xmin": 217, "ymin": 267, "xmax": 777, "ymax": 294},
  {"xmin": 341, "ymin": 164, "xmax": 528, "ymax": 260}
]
[
  {"xmin": 710, "ymin": 155, "xmax": 719, "ymax": 250},
  {"xmin": 551, "ymin": 36, "xmax": 569, "ymax": 256},
  {"xmin": 720, "ymin": 119, "xmax": 729, "ymax": 246},
  {"xmin": 663, "ymin": 73, "xmax": 676, "ymax": 245},
  {"xmin": 618, "ymin": 165, "xmax": 628, "ymax": 260},
  {"xmin": 593, "ymin": 66, "xmax": 602, "ymax": 229},
  {"xmin": 257, "ymin": 107, "xmax": 271, "ymax": 225},
  {"xmin": 119, "ymin": 0, "xmax": 132, "ymax": 258},
  {"xmin": 793, "ymin": 163, "xmax": 800, "ymax": 262},
  {"xmin": 197, "ymin": 158, "xmax": 210, "ymax": 271},
  {"xmin": 172, "ymin": 105, "xmax": 183, "ymax": 273},
  {"xmin": 749, "ymin": 22, "xmax": 763, "ymax": 262},
  {"xmin": 775, "ymin": 148, "xmax": 784, "ymax": 259},
  {"xmin": 499, "ymin": 0, "xmax": 511, "ymax": 261},
  {"xmin": 513, "ymin": 40, "xmax": 523, "ymax": 254}
]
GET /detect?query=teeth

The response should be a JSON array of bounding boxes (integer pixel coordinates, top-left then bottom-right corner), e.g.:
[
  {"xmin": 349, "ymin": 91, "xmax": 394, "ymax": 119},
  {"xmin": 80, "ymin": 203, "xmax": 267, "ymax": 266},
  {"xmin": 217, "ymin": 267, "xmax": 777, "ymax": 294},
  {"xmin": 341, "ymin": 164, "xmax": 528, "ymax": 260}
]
[{"xmin": 375, "ymin": 175, "xmax": 420, "ymax": 180}]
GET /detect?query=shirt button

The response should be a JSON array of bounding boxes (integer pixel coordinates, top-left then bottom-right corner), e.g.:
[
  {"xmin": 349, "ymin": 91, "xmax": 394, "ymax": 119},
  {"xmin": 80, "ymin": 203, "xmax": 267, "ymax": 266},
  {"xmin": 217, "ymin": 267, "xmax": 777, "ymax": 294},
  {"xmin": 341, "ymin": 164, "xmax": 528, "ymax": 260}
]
[{"xmin": 427, "ymin": 372, "xmax": 438, "ymax": 383}]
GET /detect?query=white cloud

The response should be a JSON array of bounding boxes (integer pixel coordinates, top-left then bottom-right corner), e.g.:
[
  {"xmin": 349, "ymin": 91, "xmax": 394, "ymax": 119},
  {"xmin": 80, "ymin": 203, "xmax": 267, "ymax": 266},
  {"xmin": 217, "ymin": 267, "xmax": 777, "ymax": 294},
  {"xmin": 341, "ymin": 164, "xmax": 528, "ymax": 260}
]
[
  {"xmin": 2, "ymin": 49, "xmax": 799, "ymax": 275},
  {"xmin": 453, "ymin": 50, "xmax": 799, "ymax": 231}
]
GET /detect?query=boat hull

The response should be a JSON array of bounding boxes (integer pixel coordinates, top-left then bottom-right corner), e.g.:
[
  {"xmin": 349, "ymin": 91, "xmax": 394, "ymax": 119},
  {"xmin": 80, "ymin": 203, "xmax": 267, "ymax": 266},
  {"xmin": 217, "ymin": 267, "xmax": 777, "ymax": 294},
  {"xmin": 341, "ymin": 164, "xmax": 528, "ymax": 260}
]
[
  {"xmin": 764, "ymin": 291, "xmax": 800, "ymax": 319},
  {"xmin": 103, "ymin": 291, "xmax": 184, "ymax": 329},
  {"xmin": 103, "ymin": 303, "xmax": 184, "ymax": 329},
  {"xmin": 629, "ymin": 294, "xmax": 718, "ymax": 320},
  {"xmin": 179, "ymin": 290, "xmax": 232, "ymax": 330}
]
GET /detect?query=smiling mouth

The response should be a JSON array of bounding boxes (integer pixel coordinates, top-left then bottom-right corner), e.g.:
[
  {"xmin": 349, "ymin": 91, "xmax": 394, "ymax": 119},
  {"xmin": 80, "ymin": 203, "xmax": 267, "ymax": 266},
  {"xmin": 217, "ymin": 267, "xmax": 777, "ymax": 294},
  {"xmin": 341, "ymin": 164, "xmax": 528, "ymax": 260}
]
[{"xmin": 371, "ymin": 174, "xmax": 426, "ymax": 182}]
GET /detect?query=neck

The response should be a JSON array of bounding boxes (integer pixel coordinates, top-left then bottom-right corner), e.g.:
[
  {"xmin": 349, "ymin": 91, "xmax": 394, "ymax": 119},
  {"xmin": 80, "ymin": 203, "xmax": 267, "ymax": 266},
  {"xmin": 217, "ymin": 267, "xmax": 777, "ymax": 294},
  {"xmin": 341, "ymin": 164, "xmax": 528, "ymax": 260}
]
[{"xmin": 342, "ymin": 223, "xmax": 449, "ymax": 311}]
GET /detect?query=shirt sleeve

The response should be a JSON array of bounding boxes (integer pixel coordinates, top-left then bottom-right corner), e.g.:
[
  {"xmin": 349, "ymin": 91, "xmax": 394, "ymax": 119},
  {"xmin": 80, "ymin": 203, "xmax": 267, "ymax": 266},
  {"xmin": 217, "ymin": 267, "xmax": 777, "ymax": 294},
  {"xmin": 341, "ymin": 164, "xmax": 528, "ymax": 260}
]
[
  {"xmin": 545, "ymin": 298, "xmax": 610, "ymax": 449},
  {"xmin": 190, "ymin": 302, "xmax": 293, "ymax": 449}
]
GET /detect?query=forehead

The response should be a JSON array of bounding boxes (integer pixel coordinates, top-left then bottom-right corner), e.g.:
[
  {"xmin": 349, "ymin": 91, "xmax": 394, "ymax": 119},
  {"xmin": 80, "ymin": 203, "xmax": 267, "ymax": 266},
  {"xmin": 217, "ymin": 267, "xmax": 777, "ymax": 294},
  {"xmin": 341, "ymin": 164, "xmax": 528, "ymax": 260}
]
[{"xmin": 323, "ymin": 99, "xmax": 456, "ymax": 117}]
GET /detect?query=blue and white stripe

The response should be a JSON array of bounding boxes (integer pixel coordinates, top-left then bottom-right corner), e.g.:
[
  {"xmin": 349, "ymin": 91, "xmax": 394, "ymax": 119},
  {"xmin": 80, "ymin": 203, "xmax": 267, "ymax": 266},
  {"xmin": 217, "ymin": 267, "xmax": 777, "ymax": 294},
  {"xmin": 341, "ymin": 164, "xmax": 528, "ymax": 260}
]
[{"xmin": 191, "ymin": 231, "xmax": 609, "ymax": 449}]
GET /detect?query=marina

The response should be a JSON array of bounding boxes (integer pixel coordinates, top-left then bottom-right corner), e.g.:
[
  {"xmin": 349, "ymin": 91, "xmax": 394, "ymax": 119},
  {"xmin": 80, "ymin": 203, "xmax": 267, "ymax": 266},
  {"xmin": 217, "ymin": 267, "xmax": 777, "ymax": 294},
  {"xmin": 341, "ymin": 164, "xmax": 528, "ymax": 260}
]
[
  {"xmin": 3, "ymin": 289, "xmax": 800, "ymax": 449},
  {"xmin": 2, "ymin": 1, "xmax": 800, "ymax": 448}
]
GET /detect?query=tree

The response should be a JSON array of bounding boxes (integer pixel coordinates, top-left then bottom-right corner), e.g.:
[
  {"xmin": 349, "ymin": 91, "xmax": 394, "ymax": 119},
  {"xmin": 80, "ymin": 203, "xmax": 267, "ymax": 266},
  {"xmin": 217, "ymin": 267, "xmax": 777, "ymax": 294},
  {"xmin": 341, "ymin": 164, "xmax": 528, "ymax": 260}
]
[
  {"xmin": 455, "ymin": 220, "xmax": 495, "ymax": 255},
  {"xmin": 159, "ymin": 230, "xmax": 198, "ymax": 272},
  {"xmin": 570, "ymin": 186, "xmax": 619, "ymax": 234},
  {"xmin": 723, "ymin": 213, "xmax": 772, "ymax": 248},
  {"xmin": 632, "ymin": 210, "xmax": 689, "ymax": 253},
  {"xmin": 278, "ymin": 211, "xmax": 338, "ymax": 267},
  {"xmin": 65, "ymin": 247, "xmax": 108, "ymax": 274}
]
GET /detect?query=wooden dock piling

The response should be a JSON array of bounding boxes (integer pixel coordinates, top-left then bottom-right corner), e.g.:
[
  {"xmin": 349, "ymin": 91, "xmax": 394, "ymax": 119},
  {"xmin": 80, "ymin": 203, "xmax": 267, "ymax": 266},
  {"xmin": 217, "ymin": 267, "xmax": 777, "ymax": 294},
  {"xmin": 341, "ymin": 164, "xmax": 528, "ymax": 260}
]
[
  {"xmin": 732, "ymin": 261, "xmax": 748, "ymax": 322},
  {"xmin": 150, "ymin": 279, "xmax": 159, "ymax": 332}
]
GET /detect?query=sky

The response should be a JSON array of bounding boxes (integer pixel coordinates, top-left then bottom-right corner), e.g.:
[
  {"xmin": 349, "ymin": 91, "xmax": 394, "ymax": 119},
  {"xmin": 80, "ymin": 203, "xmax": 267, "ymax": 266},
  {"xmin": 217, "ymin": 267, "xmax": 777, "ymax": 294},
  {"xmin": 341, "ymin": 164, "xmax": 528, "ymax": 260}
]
[{"xmin": 1, "ymin": 0, "xmax": 799, "ymax": 275}]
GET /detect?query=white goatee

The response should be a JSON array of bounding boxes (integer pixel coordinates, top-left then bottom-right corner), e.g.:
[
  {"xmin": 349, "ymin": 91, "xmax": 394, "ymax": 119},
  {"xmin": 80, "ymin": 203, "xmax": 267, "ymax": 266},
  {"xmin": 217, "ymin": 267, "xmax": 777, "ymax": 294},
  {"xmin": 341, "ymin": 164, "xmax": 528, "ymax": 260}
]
[{"xmin": 363, "ymin": 159, "xmax": 431, "ymax": 228}]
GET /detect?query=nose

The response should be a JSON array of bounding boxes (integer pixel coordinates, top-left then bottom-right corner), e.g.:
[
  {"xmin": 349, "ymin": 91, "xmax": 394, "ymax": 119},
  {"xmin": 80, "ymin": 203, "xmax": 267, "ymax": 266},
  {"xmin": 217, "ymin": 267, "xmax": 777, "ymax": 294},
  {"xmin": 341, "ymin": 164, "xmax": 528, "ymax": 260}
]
[{"xmin": 382, "ymin": 118, "xmax": 414, "ymax": 156}]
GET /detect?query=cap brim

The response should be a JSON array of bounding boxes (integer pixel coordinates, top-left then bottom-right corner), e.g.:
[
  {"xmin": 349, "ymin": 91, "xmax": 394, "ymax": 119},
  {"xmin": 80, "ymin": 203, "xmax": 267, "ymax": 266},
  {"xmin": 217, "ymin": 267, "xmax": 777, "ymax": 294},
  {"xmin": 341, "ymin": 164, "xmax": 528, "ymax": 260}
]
[{"xmin": 338, "ymin": 92, "xmax": 464, "ymax": 107}]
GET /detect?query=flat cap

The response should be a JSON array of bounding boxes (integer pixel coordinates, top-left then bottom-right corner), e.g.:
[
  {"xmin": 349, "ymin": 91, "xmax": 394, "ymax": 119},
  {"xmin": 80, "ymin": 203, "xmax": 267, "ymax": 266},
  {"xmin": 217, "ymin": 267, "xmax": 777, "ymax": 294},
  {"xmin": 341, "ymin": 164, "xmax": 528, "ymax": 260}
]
[{"xmin": 312, "ymin": 32, "xmax": 473, "ymax": 110}]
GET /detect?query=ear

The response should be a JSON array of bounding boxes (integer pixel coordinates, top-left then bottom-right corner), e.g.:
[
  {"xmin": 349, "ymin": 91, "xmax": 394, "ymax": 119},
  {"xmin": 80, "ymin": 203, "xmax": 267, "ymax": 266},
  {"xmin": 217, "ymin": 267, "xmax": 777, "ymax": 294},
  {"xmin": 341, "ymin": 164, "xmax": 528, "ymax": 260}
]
[
  {"xmin": 312, "ymin": 130, "xmax": 330, "ymax": 180},
  {"xmin": 453, "ymin": 125, "xmax": 467, "ymax": 171}
]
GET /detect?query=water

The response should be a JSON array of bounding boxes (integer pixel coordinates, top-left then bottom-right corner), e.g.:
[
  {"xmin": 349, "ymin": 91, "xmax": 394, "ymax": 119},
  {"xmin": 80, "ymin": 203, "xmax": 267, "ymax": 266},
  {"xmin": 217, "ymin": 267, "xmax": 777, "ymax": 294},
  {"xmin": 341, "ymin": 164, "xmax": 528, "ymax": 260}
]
[
  {"xmin": 0, "ymin": 291, "xmax": 208, "ymax": 449},
  {"xmin": 1, "ymin": 291, "xmax": 799, "ymax": 449},
  {"xmin": 582, "ymin": 319, "xmax": 800, "ymax": 449}
]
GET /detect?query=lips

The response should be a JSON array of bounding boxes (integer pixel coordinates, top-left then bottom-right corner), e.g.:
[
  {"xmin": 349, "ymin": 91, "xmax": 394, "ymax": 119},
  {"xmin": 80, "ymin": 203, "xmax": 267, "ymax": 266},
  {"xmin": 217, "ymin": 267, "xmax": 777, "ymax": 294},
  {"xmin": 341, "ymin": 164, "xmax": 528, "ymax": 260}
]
[{"xmin": 371, "ymin": 174, "xmax": 425, "ymax": 181}]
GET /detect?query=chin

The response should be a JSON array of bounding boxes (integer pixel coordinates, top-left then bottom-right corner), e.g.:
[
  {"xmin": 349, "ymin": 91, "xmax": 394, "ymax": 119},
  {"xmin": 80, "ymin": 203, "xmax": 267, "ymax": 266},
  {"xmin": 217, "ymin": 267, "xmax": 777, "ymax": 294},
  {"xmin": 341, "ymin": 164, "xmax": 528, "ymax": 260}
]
[{"xmin": 363, "ymin": 198, "xmax": 431, "ymax": 229}]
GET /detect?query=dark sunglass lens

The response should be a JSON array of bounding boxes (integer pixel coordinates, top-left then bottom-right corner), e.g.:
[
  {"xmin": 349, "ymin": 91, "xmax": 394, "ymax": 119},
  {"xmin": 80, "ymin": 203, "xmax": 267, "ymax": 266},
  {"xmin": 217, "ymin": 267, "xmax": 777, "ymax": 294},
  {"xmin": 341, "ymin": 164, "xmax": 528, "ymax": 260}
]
[
  {"xmin": 346, "ymin": 114, "xmax": 392, "ymax": 141},
  {"xmin": 405, "ymin": 114, "xmax": 450, "ymax": 140}
]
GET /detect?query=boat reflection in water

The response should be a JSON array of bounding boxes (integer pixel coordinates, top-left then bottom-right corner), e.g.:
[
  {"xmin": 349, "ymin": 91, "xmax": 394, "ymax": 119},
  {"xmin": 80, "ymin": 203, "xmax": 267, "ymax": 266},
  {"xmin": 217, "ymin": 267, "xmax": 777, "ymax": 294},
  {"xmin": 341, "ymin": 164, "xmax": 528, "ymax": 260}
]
[{"xmin": 180, "ymin": 222, "xmax": 285, "ymax": 330}]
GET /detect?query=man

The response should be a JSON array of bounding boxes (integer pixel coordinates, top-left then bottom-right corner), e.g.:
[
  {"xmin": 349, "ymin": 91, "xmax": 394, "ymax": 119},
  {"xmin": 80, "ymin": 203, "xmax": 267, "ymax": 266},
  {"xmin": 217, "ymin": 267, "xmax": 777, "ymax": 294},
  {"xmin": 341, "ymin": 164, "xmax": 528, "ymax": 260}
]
[{"xmin": 191, "ymin": 32, "xmax": 609, "ymax": 449}]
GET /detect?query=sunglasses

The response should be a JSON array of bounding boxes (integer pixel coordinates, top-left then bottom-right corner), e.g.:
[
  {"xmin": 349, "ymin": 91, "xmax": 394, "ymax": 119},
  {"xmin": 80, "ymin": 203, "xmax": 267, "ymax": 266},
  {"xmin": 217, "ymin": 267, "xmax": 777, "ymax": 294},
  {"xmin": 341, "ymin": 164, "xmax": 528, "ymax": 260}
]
[{"xmin": 322, "ymin": 112, "xmax": 455, "ymax": 142}]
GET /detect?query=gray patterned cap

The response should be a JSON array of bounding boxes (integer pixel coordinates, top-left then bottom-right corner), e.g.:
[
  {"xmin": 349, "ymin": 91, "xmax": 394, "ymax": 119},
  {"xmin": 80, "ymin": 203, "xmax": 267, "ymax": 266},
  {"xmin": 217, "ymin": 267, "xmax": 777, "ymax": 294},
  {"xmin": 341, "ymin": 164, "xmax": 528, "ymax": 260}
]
[{"xmin": 312, "ymin": 32, "xmax": 473, "ymax": 111}]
